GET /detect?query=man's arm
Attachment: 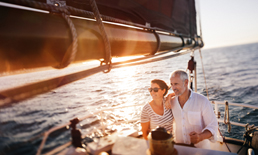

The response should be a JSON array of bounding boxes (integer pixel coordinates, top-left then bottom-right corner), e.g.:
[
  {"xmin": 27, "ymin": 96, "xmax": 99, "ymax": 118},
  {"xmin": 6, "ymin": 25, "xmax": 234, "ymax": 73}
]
[
  {"xmin": 201, "ymin": 99, "xmax": 218, "ymax": 142},
  {"xmin": 189, "ymin": 98, "xmax": 218, "ymax": 144},
  {"xmin": 165, "ymin": 93, "xmax": 175, "ymax": 109},
  {"xmin": 189, "ymin": 130, "xmax": 212, "ymax": 144}
]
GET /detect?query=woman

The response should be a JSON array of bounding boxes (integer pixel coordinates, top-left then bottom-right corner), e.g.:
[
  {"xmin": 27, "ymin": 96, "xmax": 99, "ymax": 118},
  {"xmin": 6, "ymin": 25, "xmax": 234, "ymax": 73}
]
[{"xmin": 141, "ymin": 79, "xmax": 173, "ymax": 140}]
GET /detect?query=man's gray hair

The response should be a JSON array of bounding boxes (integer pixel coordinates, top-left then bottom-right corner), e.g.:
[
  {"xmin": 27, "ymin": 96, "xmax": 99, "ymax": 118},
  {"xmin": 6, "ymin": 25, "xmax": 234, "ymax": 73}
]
[{"xmin": 170, "ymin": 70, "xmax": 188, "ymax": 81}]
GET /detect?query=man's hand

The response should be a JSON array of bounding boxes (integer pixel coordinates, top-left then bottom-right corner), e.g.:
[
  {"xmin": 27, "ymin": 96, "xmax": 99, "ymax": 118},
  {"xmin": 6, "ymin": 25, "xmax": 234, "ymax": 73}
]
[
  {"xmin": 165, "ymin": 93, "xmax": 175, "ymax": 109},
  {"xmin": 189, "ymin": 130, "xmax": 212, "ymax": 144},
  {"xmin": 189, "ymin": 131, "xmax": 202, "ymax": 144}
]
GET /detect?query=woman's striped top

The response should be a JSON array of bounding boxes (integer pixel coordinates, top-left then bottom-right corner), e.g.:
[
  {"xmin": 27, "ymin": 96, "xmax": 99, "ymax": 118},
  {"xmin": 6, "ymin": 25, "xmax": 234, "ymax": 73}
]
[{"xmin": 141, "ymin": 101, "xmax": 173, "ymax": 132}]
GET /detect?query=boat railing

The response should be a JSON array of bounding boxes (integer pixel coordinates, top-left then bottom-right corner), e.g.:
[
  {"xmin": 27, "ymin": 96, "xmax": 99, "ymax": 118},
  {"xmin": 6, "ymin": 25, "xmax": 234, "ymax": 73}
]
[
  {"xmin": 37, "ymin": 101, "xmax": 258, "ymax": 154},
  {"xmin": 212, "ymin": 101, "xmax": 258, "ymax": 128}
]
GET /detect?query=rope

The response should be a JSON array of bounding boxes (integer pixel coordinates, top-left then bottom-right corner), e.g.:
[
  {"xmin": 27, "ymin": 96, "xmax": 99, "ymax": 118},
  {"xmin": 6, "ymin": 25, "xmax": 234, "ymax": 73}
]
[
  {"xmin": 198, "ymin": 48, "xmax": 209, "ymax": 100},
  {"xmin": 89, "ymin": 0, "xmax": 111, "ymax": 65},
  {"xmin": 100, "ymin": 60, "xmax": 112, "ymax": 73},
  {"xmin": 218, "ymin": 127, "xmax": 232, "ymax": 152},
  {"xmin": 224, "ymin": 101, "xmax": 231, "ymax": 133},
  {"xmin": 237, "ymin": 124, "xmax": 258, "ymax": 154},
  {"xmin": 9, "ymin": 0, "xmax": 70, "ymax": 14},
  {"xmin": 55, "ymin": 12, "xmax": 78, "ymax": 69},
  {"xmin": 9, "ymin": 0, "xmax": 78, "ymax": 69}
]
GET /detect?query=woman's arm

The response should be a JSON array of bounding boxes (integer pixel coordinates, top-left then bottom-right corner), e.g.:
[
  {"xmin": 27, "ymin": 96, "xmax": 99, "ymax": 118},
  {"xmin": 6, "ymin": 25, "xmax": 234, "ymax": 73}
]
[{"xmin": 141, "ymin": 122, "xmax": 150, "ymax": 140}]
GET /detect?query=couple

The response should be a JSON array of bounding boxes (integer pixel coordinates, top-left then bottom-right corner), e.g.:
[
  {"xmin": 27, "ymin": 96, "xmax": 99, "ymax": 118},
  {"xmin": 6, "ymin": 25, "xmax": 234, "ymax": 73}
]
[{"xmin": 141, "ymin": 69, "xmax": 218, "ymax": 149}]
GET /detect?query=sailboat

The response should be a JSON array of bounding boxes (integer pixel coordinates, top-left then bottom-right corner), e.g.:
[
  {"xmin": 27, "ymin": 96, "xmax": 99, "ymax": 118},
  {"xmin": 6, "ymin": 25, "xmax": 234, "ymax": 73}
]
[{"xmin": 0, "ymin": 0, "xmax": 257, "ymax": 155}]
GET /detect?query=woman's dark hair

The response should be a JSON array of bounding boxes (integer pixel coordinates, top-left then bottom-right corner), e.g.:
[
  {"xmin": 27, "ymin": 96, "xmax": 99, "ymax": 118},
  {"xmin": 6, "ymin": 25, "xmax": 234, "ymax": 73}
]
[{"xmin": 151, "ymin": 79, "xmax": 169, "ymax": 96}]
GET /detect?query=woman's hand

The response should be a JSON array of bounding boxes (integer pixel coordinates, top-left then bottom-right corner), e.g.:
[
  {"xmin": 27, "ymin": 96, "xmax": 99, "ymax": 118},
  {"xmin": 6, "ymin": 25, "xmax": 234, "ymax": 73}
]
[
  {"xmin": 141, "ymin": 122, "xmax": 150, "ymax": 140},
  {"xmin": 165, "ymin": 93, "xmax": 175, "ymax": 109}
]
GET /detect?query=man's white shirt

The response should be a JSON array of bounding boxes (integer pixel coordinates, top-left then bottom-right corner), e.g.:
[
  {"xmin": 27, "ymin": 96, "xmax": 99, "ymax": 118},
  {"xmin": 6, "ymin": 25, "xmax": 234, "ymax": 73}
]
[{"xmin": 171, "ymin": 90, "xmax": 218, "ymax": 149}]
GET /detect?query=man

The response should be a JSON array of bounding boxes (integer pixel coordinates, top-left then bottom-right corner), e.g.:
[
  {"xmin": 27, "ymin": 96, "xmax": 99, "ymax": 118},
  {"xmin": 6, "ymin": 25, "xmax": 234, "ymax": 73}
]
[{"xmin": 166, "ymin": 70, "xmax": 218, "ymax": 149}]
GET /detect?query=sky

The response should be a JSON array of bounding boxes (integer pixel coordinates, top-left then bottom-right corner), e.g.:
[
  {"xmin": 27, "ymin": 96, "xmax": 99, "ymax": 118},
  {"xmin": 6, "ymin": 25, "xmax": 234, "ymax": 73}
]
[{"xmin": 197, "ymin": 0, "xmax": 258, "ymax": 49}]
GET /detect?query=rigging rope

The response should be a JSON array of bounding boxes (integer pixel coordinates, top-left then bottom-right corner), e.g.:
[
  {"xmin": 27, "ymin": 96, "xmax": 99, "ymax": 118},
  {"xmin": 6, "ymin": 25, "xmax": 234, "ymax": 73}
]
[
  {"xmin": 9, "ymin": 0, "xmax": 78, "ymax": 69},
  {"xmin": 89, "ymin": 0, "xmax": 112, "ymax": 66},
  {"xmin": 218, "ymin": 127, "xmax": 232, "ymax": 152},
  {"xmin": 55, "ymin": 12, "xmax": 78, "ymax": 69},
  {"xmin": 198, "ymin": 48, "xmax": 209, "ymax": 100}
]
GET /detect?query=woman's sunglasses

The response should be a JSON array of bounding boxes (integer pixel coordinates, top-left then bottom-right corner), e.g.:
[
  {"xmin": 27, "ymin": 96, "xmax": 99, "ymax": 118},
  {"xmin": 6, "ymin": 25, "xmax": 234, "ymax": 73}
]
[{"xmin": 148, "ymin": 87, "xmax": 161, "ymax": 92}]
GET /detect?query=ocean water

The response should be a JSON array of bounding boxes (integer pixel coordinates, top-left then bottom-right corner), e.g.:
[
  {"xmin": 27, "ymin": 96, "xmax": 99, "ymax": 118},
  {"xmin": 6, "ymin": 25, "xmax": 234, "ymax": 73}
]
[{"xmin": 0, "ymin": 42, "xmax": 258, "ymax": 154}]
